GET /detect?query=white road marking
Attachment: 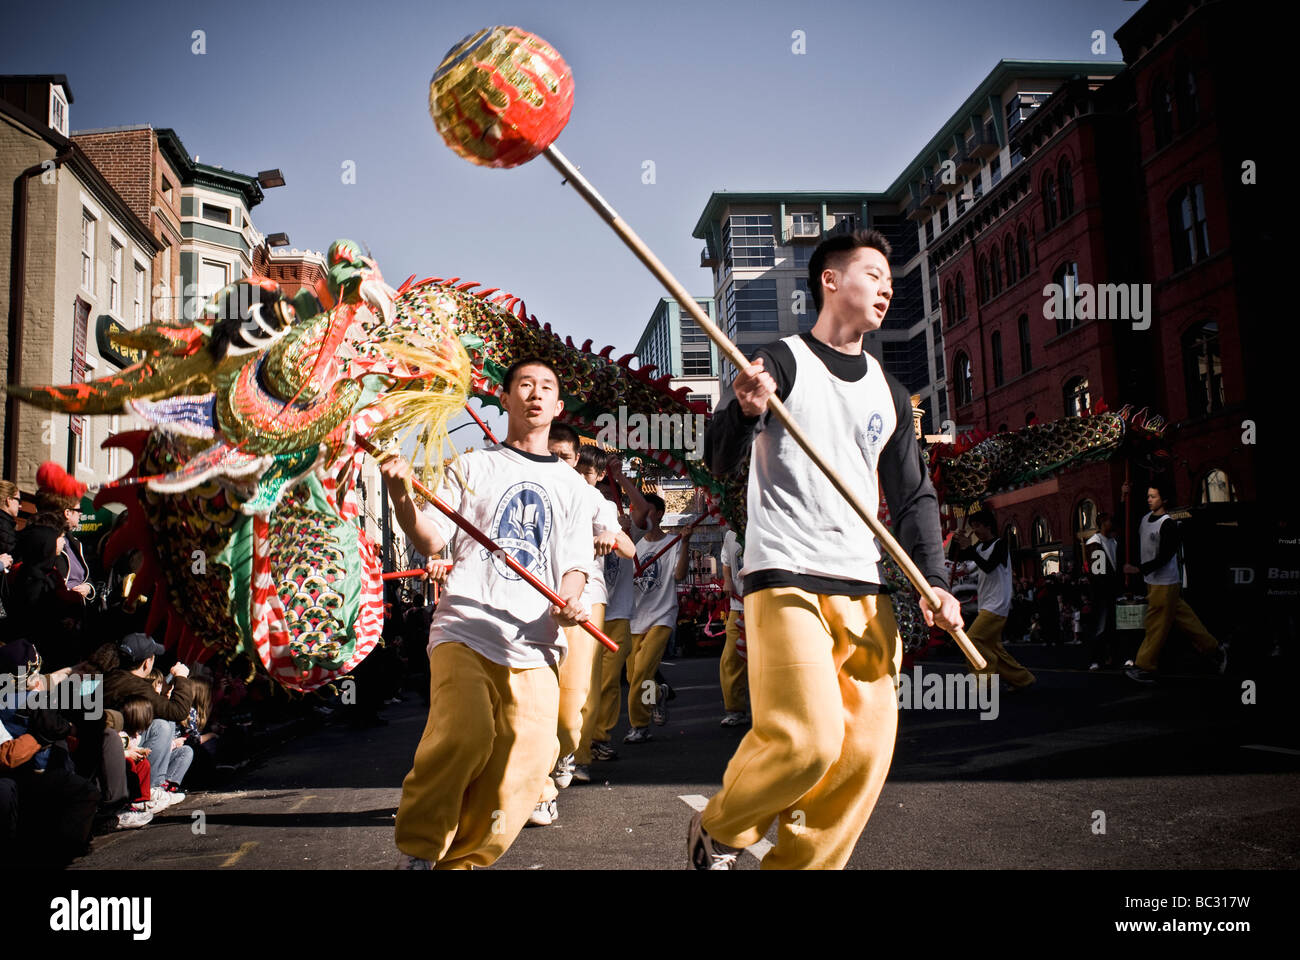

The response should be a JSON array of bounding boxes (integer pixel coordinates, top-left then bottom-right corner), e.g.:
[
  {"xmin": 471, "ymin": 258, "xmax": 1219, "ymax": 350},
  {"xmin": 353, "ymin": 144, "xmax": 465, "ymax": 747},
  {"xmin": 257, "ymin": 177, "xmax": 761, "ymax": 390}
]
[
  {"xmin": 678, "ymin": 795, "xmax": 770, "ymax": 862},
  {"xmin": 1242, "ymin": 744, "xmax": 1300, "ymax": 756}
]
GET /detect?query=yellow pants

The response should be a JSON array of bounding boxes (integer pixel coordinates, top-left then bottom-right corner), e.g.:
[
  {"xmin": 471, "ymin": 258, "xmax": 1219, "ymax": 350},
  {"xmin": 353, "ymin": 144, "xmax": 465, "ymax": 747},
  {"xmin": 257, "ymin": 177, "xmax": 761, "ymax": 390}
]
[
  {"xmin": 966, "ymin": 611, "xmax": 1035, "ymax": 688},
  {"xmin": 720, "ymin": 609, "xmax": 749, "ymax": 713},
  {"xmin": 1135, "ymin": 583, "xmax": 1217, "ymax": 672},
  {"xmin": 591, "ymin": 618, "xmax": 633, "ymax": 743},
  {"xmin": 702, "ymin": 587, "xmax": 902, "ymax": 870},
  {"xmin": 394, "ymin": 641, "xmax": 559, "ymax": 869},
  {"xmin": 627, "ymin": 624, "xmax": 672, "ymax": 728},
  {"xmin": 541, "ymin": 604, "xmax": 605, "ymax": 798}
]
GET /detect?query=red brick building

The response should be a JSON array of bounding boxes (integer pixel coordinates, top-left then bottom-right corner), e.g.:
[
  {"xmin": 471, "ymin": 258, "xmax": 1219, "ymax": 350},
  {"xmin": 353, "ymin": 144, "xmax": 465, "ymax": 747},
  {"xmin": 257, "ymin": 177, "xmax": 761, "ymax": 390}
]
[{"xmin": 929, "ymin": 0, "xmax": 1262, "ymax": 579}]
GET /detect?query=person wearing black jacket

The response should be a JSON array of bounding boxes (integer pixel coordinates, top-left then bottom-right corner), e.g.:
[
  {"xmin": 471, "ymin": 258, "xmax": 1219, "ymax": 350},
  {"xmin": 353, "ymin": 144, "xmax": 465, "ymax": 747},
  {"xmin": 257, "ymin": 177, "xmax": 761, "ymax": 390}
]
[{"xmin": 687, "ymin": 230, "xmax": 962, "ymax": 870}]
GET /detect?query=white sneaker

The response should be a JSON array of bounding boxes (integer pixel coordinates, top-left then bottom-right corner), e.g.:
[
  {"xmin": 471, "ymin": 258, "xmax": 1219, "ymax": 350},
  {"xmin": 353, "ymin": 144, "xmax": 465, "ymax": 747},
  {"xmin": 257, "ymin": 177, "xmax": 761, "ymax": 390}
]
[
  {"xmin": 551, "ymin": 754, "xmax": 574, "ymax": 789},
  {"xmin": 526, "ymin": 799, "xmax": 557, "ymax": 827},
  {"xmin": 720, "ymin": 711, "xmax": 749, "ymax": 727},
  {"xmin": 396, "ymin": 852, "xmax": 433, "ymax": 870},
  {"xmin": 571, "ymin": 763, "xmax": 591, "ymax": 783},
  {"xmin": 115, "ymin": 806, "xmax": 153, "ymax": 830},
  {"xmin": 623, "ymin": 725, "xmax": 653, "ymax": 743},
  {"xmin": 1088, "ymin": 663, "xmax": 1101, "ymax": 671},
  {"xmin": 146, "ymin": 787, "xmax": 172, "ymax": 813}
]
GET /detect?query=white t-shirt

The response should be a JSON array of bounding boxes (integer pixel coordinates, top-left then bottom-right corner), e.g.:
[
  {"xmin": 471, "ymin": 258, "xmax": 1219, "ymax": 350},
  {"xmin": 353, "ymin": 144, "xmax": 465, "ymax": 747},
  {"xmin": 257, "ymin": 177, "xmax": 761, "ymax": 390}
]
[
  {"xmin": 581, "ymin": 484, "xmax": 622, "ymax": 607},
  {"xmin": 1140, "ymin": 512, "xmax": 1180, "ymax": 586},
  {"xmin": 721, "ymin": 529, "xmax": 744, "ymax": 612},
  {"xmin": 420, "ymin": 443, "xmax": 592, "ymax": 668},
  {"xmin": 974, "ymin": 538, "xmax": 1012, "ymax": 618},
  {"xmin": 1085, "ymin": 532, "xmax": 1117, "ymax": 575},
  {"xmin": 604, "ymin": 522, "xmax": 644, "ymax": 622},
  {"xmin": 631, "ymin": 533, "xmax": 681, "ymax": 635}
]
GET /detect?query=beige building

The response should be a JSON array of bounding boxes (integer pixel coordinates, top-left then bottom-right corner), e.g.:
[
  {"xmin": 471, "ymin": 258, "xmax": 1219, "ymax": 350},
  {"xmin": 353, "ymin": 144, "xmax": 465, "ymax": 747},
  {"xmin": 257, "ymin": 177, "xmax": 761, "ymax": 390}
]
[{"xmin": 1, "ymin": 75, "xmax": 158, "ymax": 490}]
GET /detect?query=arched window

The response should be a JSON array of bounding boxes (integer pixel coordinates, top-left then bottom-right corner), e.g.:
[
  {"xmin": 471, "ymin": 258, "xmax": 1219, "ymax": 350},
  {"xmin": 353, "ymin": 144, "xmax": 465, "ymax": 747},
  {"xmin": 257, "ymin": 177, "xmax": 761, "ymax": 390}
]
[
  {"xmin": 1182, "ymin": 319, "xmax": 1224, "ymax": 415},
  {"xmin": 1032, "ymin": 516, "xmax": 1051, "ymax": 546},
  {"xmin": 990, "ymin": 247, "xmax": 1002, "ymax": 297},
  {"xmin": 1064, "ymin": 376, "xmax": 1091, "ymax": 417},
  {"xmin": 1176, "ymin": 57, "xmax": 1198, "ymax": 131},
  {"xmin": 955, "ymin": 273, "xmax": 968, "ymax": 320},
  {"xmin": 944, "ymin": 282, "xmax": 955, "ymax": 325},
  {"xmin": 1075, "ymin": 499, "xmax": 1097, "ymax": 536},
  {"xmin": 1004, "ymin": 236, "xmax": 1017, "ymax": 287},
  {"xmin": 1017, "ymin": 225, "xmax": 1031, "ymax": 276},
  {"xmin": 1168, "ymin": 183, "xmax": 1210, "ymax": 270},
  {"xmin": 976, "ymin": 256, "xmax": 988, "ymax": 302},
  {"xmin": 1018, "ymin": 313, "xmax": 1032, "ymax": 373},
  {"xmin": 1005, "ymin": 522, "xmax": 1021, "ymax": 554},
  {"xmin": 1052, "ymin": 262, "xmax": 1080, "ymax": 334},
  {"xmin": 1198, "ymin": 468, "xmax": 1237, "ymax": 504},
  {"xmin": 1152, "ymin": 77, "xmax": 1174, "ymax": 148},
  {"xmin": 953, "ymin": 352, "xmax": 973, "ymax": 407},
  {"xmin": 1057, "ymin": 157, "xmax": 1074, "ymax": 218},
  {"xmin": 1041, "ymin": 172, "xmax": 1058, "ymax": 230},
  {"xmin": 991, "ymin": 331, "xmax": 1004, "ymax": 387}
]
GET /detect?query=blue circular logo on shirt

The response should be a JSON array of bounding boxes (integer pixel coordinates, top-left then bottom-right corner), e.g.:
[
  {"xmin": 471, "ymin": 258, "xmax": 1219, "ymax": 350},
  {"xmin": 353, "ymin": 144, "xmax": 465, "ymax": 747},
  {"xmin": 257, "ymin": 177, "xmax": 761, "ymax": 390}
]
[
  {"xmin": 866, "ymin": 411, "xmax": 885, "ymax": 446},
  {"xmin": 488, "ymin": 482, "xmax": 552, "ymax": 580},
  {"xmin": 634, "ymin": 556, "xmax": 660, "ymax": 594},
  {"xmin": 604, "ymin": 551, "xmax": 621, "ymax": 589}
]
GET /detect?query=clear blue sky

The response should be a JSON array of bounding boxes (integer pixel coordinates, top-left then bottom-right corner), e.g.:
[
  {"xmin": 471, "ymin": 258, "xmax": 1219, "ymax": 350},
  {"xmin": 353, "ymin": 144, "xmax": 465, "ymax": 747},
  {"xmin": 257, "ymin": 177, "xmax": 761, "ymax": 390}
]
[{"xmin": 7, "ymin": 0, "xmax": 1137, "ymax": 437}]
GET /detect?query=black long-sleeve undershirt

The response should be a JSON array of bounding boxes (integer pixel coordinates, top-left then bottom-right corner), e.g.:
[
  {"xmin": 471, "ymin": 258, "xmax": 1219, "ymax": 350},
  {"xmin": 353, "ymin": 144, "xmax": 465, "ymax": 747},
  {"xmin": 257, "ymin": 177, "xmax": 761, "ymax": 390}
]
[
  {"xmin": 703, "ymin": 332, "xmax": 948, "ymax": 594},
  {"xmin": 951, "ymin": 537, "xmax": 1008, "ymax": 573}
]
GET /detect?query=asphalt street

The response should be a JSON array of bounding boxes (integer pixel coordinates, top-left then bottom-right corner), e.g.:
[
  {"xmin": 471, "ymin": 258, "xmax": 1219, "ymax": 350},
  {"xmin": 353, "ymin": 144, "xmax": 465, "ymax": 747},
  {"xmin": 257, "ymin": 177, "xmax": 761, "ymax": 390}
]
[{"xmin": 70, "ymin": 642, "xmax": 1300, "ymax": 870}]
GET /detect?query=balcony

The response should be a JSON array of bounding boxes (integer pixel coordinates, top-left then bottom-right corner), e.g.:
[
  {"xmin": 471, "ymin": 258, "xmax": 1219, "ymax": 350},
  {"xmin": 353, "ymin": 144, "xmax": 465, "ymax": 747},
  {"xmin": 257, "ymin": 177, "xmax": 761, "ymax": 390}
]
[
  {"xmin": 788, "ymin": 218, "xmax": 821, "ymax": 242},
  {"xmin": 968, "ymin": 124, "xmax": 1000, "ymax": 160},
  {"xmin": 906, "ymin": 194, "xmax": 931, "ymax": 222},
  {"xmin": 955, "ymin": 149, "xmax": 981, "ymax": 177},
  {"xmin": 700, "ymin": 246, "xmax": 717, "ymax": 268},
  {"xmin": 922, "ymin": 178, "xmax": 947, "ymax": 209}
]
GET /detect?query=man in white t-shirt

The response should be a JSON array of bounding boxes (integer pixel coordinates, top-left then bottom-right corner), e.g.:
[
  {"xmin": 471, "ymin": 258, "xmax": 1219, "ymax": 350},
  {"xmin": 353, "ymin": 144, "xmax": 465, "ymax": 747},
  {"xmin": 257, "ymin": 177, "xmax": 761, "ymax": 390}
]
[
  {"xmin": 532, "ymin": 428, "xmax": 634, "ymax": 821},
  {"xmin": 718, "ymin": 527, "xmax": 749, "ymax": 726},
  {"xmin": 624, "ymin": 493, "xmax": 691, "ymax": 743},
  {"xmin": 383, "ymin": 358, "xmax": 593, "ymax": 869}
]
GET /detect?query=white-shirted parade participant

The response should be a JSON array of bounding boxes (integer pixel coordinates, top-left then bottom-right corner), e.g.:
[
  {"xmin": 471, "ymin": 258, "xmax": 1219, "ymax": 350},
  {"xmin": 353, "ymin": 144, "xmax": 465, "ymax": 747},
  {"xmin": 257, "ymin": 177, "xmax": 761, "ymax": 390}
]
[
  {"xmin": 691, "ymin": 229, "xmax": 962, "ymax": 870},
  {"xmin": 383, "ymin": 358, "xmax": 593, "ymax": 869},
  {"xmin": 718, "ymin": 527, "xmax": 749, "ymax": 726}
]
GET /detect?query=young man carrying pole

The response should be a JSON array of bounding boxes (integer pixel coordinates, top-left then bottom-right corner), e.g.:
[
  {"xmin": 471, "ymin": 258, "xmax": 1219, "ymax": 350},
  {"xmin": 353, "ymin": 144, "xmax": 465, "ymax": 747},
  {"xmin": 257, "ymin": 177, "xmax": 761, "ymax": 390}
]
[
  {"xmin": 691, "ymin": 230, "xmax": 962, "ymax": 870},
  {"xmin": 383, "ymin": 358, "xmax": 593, "ymax": 869}
]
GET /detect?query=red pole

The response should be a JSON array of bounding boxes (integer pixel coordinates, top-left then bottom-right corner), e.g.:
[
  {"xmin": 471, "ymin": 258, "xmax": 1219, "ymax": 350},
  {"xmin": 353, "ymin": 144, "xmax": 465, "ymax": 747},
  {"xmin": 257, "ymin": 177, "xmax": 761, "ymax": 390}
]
[
  {"xmin": 358, "ymin": 435, "xmax": 616, "ymax": 651},
  {"xmin": 465, "ymin": 405, "xmax": 499, "ymax": 444}
]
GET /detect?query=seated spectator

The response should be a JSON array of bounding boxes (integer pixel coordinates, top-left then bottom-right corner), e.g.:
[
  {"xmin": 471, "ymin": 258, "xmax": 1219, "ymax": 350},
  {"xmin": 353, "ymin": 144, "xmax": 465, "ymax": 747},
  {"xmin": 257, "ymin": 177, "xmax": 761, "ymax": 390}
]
[
  {"xmin": 118, "ymin": 695, "xmax": 156, "ymax": 811},
  {"xmin": 103, "ymin": 633, "xmax": 194, "ymax": 809}
]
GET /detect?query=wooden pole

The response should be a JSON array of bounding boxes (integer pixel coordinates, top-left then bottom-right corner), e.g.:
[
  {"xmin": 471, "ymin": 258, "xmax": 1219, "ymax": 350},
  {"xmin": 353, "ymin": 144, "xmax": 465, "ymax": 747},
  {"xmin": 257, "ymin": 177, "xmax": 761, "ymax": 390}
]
[{"xmin": 542, "ymin": 144, "xmax": 985, "ymax": 670}]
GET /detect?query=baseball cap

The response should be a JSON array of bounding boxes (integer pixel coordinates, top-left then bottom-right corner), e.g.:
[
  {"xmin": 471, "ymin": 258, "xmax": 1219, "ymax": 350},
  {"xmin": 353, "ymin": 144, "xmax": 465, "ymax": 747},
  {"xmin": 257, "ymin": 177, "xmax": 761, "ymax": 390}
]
[{"xmin": 118, "ymin": 633, "xmax": 165, "ymax": 663}]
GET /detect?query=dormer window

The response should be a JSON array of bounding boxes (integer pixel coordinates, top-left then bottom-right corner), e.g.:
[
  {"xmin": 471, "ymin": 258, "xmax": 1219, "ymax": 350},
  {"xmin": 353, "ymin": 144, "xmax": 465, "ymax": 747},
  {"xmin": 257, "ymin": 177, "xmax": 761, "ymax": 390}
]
[{"xmin": 49, "ymin": 85, "xmax": 68, "ymax": 136}]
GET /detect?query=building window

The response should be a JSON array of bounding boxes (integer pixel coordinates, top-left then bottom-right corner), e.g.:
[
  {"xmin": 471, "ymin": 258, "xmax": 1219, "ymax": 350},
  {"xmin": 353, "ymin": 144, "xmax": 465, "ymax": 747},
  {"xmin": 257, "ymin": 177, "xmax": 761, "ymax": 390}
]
[
  {"xmin": 133, "ymin": 263, "xmax": 145, "ymax": 327},
  {"xmin": 726, "ymin": 278, "xmax": 778, "ymax": 336},
  {"xmin": 793, "ymin": 244, "xmax": 813, "ymax": 270},
  {"xmin": 686, "ymin": 393, "xmax": 714, "ymax": 414},
  {"xmin": 952, "ymin": 352, "xmax": 973, "ymax": 407},
  {"xmin": 932, "ymin": 320, "xmax": 944, "ymax": 382},
  {"xmin": 939, "ymin": 203, "xmax": 950, "ymax": 230},
  {"xmin": 198, "ymin": 259, "xmax": 230, "ymax": 311},
  {"xmin": 976, "ymin": 256, "xmax": 988, "ymax": 302},
  {"xmin": 1018, "ymin": 314, "xmax": 1032, "ymax": 373},
  {"xmin": 793, "ymin": 278, "xmax": 817, "ymax": 333},
  {"xmin": 1075, "ymin": 500, "xmax": 1097, "ymax": 540},
  {"xmin": 1177, "ymin": 58, "xmax": 1199, "ymax": 132},
  {"xmin": 991, "ymin": 331, "xmax": 1004, "ymax": 387},
  {"xmin": 791, "ymin": 212, "xmax": 819, "ymax": 238},
  {"xmin": 1182, "ymin": 319, "xmax": 1224, "ymax": 415},
  {"xmin": 1168, "ymin": 183, "xmax": 1210, "ymax": 271},
  {"xmin": 1198, "ymin": 468, "xmax": 1236, "ymax": 504},
  {"xmin": 1057, "ymin": 157, "xmax": 1074, "ymax": 219},
  {"xmin": 109, "ymin": 240, "xmax": 123, "ymax": 314},
  {"xmin": 107, "ymin": 415, "xmax": 120, "ymax": 478},
  {"xmin": 989, "ymin": 246, "xmax": 1002, "ymax": 297},
  {"xmin": 943, "ymin": 282, "xmax": 955, "ymax": 325},
  {"xmin": 1041, "ymin": 172, "xmax": 1058, "ymax": 230},
  {"xmin": 723, "ymin": 215, "xmax": 775, "ymax": 268},
  {"xmin": 679, "ymin": 306, "xmax": 714, "ymax": 377},
  {"xmin": 955, "ymin": 274, "xmax": 968, "ymax": 322},
  {"xmin": 1064, "ymin": 376, "xmax": 1091, "ymax": 417},
  {"xmin": 830, "ymin": 211, "xmax": 859, "ymax": 234},
  {"xmin": 1052, "ymin": 262, "xmax": 1080, "ymax": 334},
  {"xmin": 1152, "ymin": 78, "xmax": 1175, "ymax": 148},
  {"xmin": 1005, "ymin": 522, "xmax": 1021, "ymax": 554},
  {"xmin": 882, "ymin": 331, "xmax": 930, "ymax": 393},
  {"xmin": 1032, "ymin": 516, "xmax": 1051, "ymax": 546},
  {"xmin": 1004, "ymin": 236, "xmax": 1017, "ymax": 287},
  {"xmin": 1017, "ymin": 225, "xmax": 1031, "ymax": 276},
  {"xmin": 161, "ymin": 179, "xmax": 173, "ymax": 204},
  {"xmin": 49, "ymin": 87, "xmax": 68, "ymax": 136},
  {"xmin": 202, "ymin": 203, "xmax": 232, "ymax": 225},
  {"xmin": 990, "ymin": 154, "xmax": 1002, "ymax": 185},
  {"xmin": 81, "ymin": 210, "xmax": 96, "ymax": 292}
]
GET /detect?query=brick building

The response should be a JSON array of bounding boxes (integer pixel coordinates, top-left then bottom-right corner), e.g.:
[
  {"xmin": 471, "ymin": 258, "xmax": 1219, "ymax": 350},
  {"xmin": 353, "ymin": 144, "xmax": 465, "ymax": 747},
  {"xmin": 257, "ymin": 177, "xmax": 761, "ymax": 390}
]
[{"xmin": 1, "ymin": 75, "xmax": 158, "ymax": 489}]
